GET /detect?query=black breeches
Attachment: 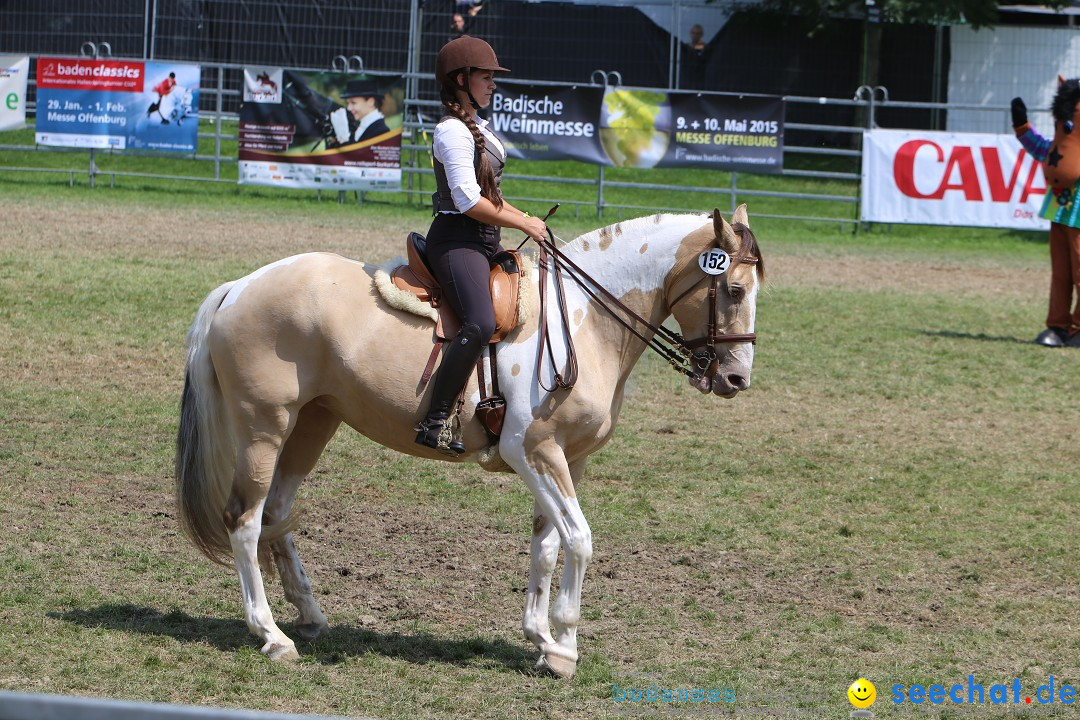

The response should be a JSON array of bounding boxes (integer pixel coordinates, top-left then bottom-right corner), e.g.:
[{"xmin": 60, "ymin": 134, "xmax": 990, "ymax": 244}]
[{"xmin": 426, "ymin": 243, "xmax": 497, "ymax": 343}]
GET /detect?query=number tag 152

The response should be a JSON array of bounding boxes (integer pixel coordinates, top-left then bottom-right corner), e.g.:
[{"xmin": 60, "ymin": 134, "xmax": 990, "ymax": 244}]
[{"xmin": 697, "ymin": 248, "xmax": 730, "ymax": 276}]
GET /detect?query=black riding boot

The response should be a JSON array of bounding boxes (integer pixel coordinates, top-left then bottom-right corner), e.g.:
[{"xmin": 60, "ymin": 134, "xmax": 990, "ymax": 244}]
[{"xmin": 415, "ymin": 323, "xmax": 486, "ymax": 455}]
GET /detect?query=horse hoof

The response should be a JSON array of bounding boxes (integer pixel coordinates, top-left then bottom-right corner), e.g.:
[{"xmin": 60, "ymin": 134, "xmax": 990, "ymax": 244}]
[
  {"xmin": 293, "ymin": 622, "xmax": 328, "ymax": 642},
  {"xmin": 263, "ymin": 642, "xmax": 299, "ymax": 661},
  {"xmin": 536, "ymin": 653, "xmax": 577, "ymax": 679}
]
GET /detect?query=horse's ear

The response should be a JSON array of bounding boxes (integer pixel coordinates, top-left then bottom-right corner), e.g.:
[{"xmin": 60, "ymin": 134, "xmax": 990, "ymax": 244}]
[
  {"xmin": 712, "ymin": 208, "xmax": 739, "ymax": 253},
  {"xmin": 1060, "ymin": 74, "xmax": 1067, "ymax": 87},
  {"xmin": 732, "ymin": 203, "xmax": 749, "ymax": 227}
]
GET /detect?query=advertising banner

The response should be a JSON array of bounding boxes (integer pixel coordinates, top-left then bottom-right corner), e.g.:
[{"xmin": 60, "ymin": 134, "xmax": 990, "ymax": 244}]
[
  {"xmin": 34, "ymin": 58, "xmax": 199, "ymax": 152},
  {"xmin": 237, "ymin": 67, "xmax": 403, "ymax": 190},
  {"xmin": 663, "ymin": 92, "xmax": 783, "ymax": 172},
  {"xmin": 861, "ymin": 129, "xmax": 1048, "ymax": 230},
  {"xmin": 490, "ymin": 83, "xmax": 607, "ymax": 164},
  {"xmin": 490, "ymin": 81, "xmax": 784, "ymax": 172},
  {"xmin": 0, "ymin": 55, "xmax": 29, "ymax": 131}
]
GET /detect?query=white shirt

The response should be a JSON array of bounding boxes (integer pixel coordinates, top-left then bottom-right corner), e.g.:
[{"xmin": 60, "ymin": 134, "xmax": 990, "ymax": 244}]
[
  {"xmin": 432, "ymin": 116, "xmax": 506, "ymax": 213},
  {"xmin": 353, "ymin": 109, "xmax": 386, "ymax": 142}
]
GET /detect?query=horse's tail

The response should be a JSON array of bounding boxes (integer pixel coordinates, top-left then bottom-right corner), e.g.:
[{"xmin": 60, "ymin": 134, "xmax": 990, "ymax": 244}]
[{"xmin": 175, "ymin": 281, "xmax": 239, "ymax": 566}]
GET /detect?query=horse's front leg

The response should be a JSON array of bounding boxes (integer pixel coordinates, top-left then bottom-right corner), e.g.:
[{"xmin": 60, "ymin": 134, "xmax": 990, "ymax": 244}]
[
  {"xmin": 523, "ymin": 500, "xmax": 560, "ymax": 650},
  {"xmin": 508, "ymin": 443, "xmax": 592, "ymax": 679},
  {"xmin": 522, "ymin": 457, "xmax": 588, "ymax": 652}
]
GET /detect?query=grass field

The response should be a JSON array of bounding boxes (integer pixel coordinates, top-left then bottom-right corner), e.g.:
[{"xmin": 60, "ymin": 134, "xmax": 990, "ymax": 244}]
[
  {"xmin": 0, "ymin": 121, "xmax": 861, "ymax": 223},
  {"xmin": 0, "ymin": 172, "xmax": 1078, "ymax": 720}
]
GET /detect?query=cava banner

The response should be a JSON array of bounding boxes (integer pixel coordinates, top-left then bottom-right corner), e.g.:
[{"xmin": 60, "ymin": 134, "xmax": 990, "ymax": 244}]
[
  {"xmin": 0, "ymin": 55, "xmax": 29, "ymax": 131},
  {"xmin": 861, "ymin": 129, "xmax": 1049, "ymax": 230},
  {"xmin": 238, "ymin": 68, "xmax": 403, "ymax": 190},
  {"xmin": 490, "ymin": 81, "xmax": 784, "ymax": 172},
  {"xmin": 34, "ymin": 58, "xmax": 199, "ymax": 151}
]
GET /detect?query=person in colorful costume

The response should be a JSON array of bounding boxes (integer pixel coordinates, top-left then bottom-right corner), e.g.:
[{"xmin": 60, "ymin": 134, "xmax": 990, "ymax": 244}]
[{"xmin": 1012, "ymin": 77, "xmax": 1080, "ymax": 347}]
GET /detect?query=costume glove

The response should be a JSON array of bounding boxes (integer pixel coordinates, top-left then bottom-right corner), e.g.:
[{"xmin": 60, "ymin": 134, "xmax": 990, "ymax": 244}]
[
  {"xmin": 330, "ymin": 108, "xmax": 350, "ymax": 144},
  {"xmin": 1011, "ymin": 97, "xmax": 1028, "ymax": 129}
]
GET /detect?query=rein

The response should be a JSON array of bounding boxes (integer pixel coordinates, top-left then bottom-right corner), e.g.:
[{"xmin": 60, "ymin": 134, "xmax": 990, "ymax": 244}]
[{"xmin": 528, "ymin": 220, "xmax": 759, "ymax": 390}]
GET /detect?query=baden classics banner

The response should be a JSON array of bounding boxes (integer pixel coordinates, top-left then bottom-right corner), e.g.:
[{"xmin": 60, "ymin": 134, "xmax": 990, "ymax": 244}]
[
  {"xmin": 34, "ymin": 58, "xmax": 199, "ymax": 151},
  {"xmin": 490, "ymin": 81, "xmax": 784, "ymax": 172},
  {"xmin": 237, "ymin": 67, "xmax": 403, "ymax": 190},
  {"xmin": 861, "ymin": 129, "xmax": 1048, "ymax": 230},
  {"xmin": 0, "ymin": 55, "xmax": 29, "ymax": 131}
]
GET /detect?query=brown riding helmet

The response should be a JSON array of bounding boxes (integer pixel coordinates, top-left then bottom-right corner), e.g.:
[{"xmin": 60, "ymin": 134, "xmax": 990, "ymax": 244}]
[{"xmin": 435, "ymin": 35, "xmax": 509, "ymax": 88}]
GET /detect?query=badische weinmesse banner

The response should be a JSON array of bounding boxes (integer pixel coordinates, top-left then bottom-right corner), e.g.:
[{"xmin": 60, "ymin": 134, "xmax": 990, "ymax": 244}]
[{"xmin": 490, "ymin": 81, "xmax": 784, "ymax": 173}]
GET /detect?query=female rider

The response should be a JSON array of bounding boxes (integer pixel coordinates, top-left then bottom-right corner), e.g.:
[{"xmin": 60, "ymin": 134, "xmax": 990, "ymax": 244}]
[{"xmin": 415, "ymin": 36, "xmax": 548, "ymax": 454}]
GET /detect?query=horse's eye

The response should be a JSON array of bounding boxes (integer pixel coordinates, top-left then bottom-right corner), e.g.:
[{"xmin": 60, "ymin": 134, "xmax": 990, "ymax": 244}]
[{"xmin": 728, "ymin": 284, "xmax": 746, "ymax": 301}]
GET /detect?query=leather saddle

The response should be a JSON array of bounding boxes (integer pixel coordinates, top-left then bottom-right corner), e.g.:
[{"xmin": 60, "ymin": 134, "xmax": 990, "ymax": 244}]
[
  {"xmin": 388, "ymin": 233, "xmax": 524, "ymax": 444},
  {"xmin": 389, "ymin": 232, "xmax": 523, "ymax": 345}
]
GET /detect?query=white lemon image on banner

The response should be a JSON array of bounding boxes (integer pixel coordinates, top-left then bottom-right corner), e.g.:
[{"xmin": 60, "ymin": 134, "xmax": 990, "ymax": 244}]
[{"xmin": 599, "ymin": 88, "xmax": 670, "ymax": 168}]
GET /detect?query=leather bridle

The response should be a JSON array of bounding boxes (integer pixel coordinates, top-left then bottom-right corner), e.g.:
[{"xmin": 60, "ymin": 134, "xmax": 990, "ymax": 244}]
[
  {"xmin": 668, "ymin": 239, "xmax": 759, "ymax": 382},
  {"xmin": 530, "ymin": 219, "xmax": 760, "ymax": 390}
]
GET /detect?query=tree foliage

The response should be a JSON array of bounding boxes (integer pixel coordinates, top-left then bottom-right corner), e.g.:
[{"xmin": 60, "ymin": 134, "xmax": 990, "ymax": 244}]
[{"xmin": 753, "ymin": 0, "xmax": 1074, "ymax": 30}]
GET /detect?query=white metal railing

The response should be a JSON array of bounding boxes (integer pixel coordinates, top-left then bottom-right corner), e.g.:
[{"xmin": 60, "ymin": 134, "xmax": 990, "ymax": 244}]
[{"xmin": 0, "ymin": 691, "xmax": 378, "ymax": 720}]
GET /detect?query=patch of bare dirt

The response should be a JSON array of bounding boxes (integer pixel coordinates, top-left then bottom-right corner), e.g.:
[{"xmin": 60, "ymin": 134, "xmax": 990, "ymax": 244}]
[
  {"xmin": 0, "ymin": 194, "xmax": 412, "ymax": 264},
  {"xmin": 767, "ymin": 253, "xmax": 1047, "ymax": 302},
  {"xmin": 1, "ymin": 194, "xmax": 1049, "ymax": 302}
]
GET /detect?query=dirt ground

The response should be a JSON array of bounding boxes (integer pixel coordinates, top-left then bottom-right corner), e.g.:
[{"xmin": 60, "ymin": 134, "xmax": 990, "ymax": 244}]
[
  {"xmin": 1, "ymin": 196, "xmax": 1049, "ymax": 302},
  {"xmin": 2, "ymin": 192, "xmax": 1068, "ymax": 718}
]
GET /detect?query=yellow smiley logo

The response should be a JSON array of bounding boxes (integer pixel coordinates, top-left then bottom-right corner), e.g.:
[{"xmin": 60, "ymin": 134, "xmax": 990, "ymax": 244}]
[{"xmin": 848, "ymin": 678, "xmax": 877, "ymax": 709}]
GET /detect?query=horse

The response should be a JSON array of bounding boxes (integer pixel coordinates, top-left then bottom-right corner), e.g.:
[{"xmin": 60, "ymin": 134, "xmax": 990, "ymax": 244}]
[
  {"xmin": 150, "ymin": 86, "xmax": 194, "ymax": 126},
  {"xmin": 174, "ymin": 205, "xmax": 765, "ymax": 678},
  {"xmin": 256, "ymin": 71, "xmax": 279, "ymax": 93}
]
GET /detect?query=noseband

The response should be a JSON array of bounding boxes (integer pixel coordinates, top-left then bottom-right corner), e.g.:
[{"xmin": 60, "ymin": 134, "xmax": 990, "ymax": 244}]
[{"xmin": 669, "ymin": 248, "xmax": 759, "ymax": 382}]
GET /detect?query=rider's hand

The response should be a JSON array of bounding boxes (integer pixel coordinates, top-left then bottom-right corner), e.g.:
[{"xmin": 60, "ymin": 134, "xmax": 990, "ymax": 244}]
[
  {"xmin": 1011, "ymin": 97, "xmax": 1028, "ymax": 129},
  {"xmin": 521, "ymin": 213, "xmax": 548, "ymax": 243},
  {"xmin": 330, "ymin": 108, "xmax": 350, "ymax": 144}
]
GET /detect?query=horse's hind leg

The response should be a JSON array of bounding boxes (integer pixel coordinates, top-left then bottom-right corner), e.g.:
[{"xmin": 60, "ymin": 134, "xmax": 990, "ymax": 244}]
[
  {"xmin": 225, "ymin": 415, "xmax": 298, "ymax": 660},
  {"xmin": 265, "ymin": 401, "xmax": 340, "ymax": 642}
]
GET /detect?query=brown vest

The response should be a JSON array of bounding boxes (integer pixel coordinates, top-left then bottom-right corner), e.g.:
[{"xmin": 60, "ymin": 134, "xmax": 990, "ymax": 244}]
[{"xmin": 432, "ymin": 119, "xmax": 505, "ymax": 213}]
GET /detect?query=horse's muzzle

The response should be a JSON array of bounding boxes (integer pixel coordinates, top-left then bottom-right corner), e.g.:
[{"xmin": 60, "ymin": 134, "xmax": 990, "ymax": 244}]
[{"xmin": 689, "ymin": 366, "xmax": 751, "ymax": 398}]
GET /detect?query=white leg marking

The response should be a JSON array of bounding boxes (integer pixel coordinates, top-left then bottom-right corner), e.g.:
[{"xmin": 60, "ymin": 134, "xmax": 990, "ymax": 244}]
[
  {"xmin": 271, "ymin": 533, "xmax": 328, "ymax": 640},
  {"xmin": 504, "ymin": 443, "xmax": 592, "ymax": 678},
  {"xmin": 522, "ymin": 503, "xmax": 560, "ymax": 649},
  {"xmin": 265, "ymin": 477, "xmax": 328, "ymax": 639},
  {"xmin": 230, "ymin": 498, "xmax": 298, "ymax": 660}
]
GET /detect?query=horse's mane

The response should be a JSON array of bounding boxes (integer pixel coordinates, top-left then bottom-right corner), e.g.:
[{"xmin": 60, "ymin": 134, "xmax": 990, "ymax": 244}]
[
  {"xmin": 567, "ymin": 213, "xmax": 765, "ymax": 280},
  {"xmin": 565, "ymin": 213, "xmax": 678, "ymax": 252},
  {"xmin": 1053, "ymin": 78, "xmax": 1080, "ymax": 123},
  {"xmin": 732, "ymin": 221, "xmax": 766, "ymax": 280}
]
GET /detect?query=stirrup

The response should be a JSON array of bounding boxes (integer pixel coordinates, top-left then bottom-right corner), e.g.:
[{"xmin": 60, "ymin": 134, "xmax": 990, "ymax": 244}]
[{"xmin": 414, "ymin": 418, "xmax": 465, "ymax": 456}]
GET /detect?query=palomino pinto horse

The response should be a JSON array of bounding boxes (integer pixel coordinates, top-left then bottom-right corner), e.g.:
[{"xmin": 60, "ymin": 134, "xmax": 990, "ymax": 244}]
[{"xmin": 175, "ymin": 206, "xmax": 764, "ymax": 678}]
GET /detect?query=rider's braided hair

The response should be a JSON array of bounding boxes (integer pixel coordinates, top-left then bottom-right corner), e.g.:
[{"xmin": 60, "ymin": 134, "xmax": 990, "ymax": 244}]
[{"xmin": 440, "ymin": 78, "xmax": 503, "ymax": 210}]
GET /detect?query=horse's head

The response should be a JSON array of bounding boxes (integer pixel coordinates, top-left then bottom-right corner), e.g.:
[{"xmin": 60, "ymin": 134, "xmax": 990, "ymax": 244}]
[
  {"xmin": 1047, "ymin": 75, "xmax": 1080, "ymax": 195},
  {"xmin": 666, "ymin": 205, "xmax": 764, "ymax": 399}
]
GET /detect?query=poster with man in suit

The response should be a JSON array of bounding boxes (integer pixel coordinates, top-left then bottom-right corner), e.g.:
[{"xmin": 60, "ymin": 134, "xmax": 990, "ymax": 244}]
[{"xmin": 238, "ymin": 68, "xmax": 402, "ymax": 190}]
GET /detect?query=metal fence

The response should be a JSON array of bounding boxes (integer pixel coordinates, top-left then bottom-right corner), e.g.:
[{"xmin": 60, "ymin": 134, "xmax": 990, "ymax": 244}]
[
  {"xmin": 0, "ymin": 52, "xmax": 872, "ymax": 223},
  {"xmin": 0, "ymin": 690, "xmax": 376, "ymax": 720},
  {"xmin": 0, "ymin": 0, "xmax": 1003, "ymax": 224}
]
